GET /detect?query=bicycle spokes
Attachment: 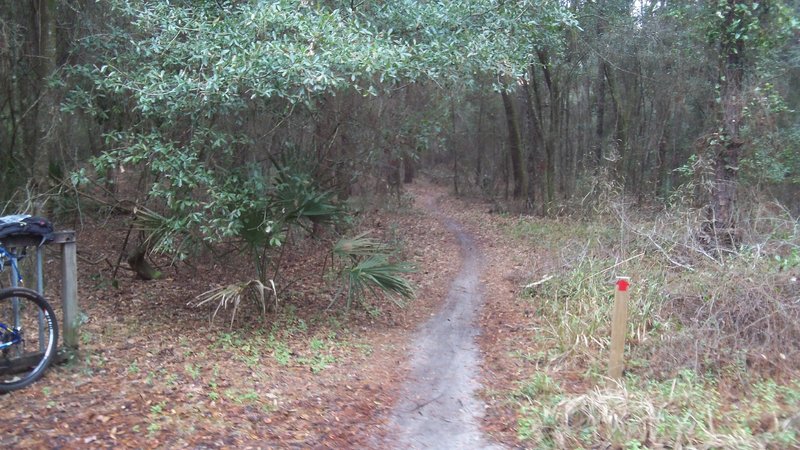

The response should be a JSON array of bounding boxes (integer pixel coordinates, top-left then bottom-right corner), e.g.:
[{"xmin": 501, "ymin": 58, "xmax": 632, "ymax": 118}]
[{"xmin": 0, "ymin": 288, "xmax": 58, "ymax": 392}]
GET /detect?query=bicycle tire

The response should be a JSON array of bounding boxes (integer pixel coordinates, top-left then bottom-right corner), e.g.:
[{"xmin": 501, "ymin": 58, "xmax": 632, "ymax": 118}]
[{"xmin": 0, "ymin": 287, "xmax": 58, "ymax": 393}]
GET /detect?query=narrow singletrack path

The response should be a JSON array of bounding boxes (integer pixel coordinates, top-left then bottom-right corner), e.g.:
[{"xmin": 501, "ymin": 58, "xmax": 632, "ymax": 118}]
[{"xmin": 384, "ymin": 189, "xmax": 504, "ymax": 449}]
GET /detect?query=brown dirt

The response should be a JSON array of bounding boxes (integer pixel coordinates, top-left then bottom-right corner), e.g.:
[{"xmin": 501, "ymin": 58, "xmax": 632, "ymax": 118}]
[{"xmin": 0, "ymin": 180, "xmax": 530, "ymax": 449}]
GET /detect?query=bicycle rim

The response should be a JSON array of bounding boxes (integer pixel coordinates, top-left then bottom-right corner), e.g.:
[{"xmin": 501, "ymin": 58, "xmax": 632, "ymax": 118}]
[{"xmin": 0, "ymin": 288, "xmax": 58, "ymax": 392}]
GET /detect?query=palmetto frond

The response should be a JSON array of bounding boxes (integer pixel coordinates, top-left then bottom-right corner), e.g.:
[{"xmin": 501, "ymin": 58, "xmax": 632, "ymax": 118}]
[
  {"xmin": 333, "ymin": 232, "xmax": 391, "ymax": 259},
  {"xmin": 193, "ymin": 279, "xmax": 278, "ymax": 328},
  {"xmin": 346, "ymin": 255, "xmax": 415, "ymax": 306},
  {"xmin": 132, "ymin": 206, "xmax": 181, "ymax": 254}
]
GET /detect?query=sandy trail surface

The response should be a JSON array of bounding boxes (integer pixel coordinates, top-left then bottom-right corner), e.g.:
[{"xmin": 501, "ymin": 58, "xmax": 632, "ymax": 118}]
[{"xmin": 384, "ymin": 189, "xmax": 505, "ymax": 449}]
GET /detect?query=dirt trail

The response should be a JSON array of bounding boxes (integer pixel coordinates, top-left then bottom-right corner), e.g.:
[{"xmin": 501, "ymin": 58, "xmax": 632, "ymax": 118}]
[{"xmin": 384, "ymin": 189, "xmax": 504, "ymax": 449}]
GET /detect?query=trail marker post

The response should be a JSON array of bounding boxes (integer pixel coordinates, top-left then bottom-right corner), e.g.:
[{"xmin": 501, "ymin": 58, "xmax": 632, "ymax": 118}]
[{"xmin": 608, "ymin": 276, "xmax": 630, "ymax": 380}]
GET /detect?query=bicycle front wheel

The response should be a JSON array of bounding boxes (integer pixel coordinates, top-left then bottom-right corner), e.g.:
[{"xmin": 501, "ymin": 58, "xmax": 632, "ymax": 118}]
[{"xmin": 0, "ymin": 288, "xmax": 58, "ymax": 393}]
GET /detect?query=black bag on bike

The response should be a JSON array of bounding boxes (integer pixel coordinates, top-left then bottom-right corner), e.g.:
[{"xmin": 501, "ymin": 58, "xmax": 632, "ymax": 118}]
[{"xmin": 0, "ymin": 215, "xmax": 54, "ymax": 244}]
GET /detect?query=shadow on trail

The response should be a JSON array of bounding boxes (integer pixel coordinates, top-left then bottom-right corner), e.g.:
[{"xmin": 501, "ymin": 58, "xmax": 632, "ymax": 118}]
[{"xmin": 384, "ymin": 193, "xmax": 504, "ymax": 449}]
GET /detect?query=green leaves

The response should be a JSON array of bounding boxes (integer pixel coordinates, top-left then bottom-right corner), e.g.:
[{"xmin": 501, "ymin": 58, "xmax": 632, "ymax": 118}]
[
  {"xmin": 705, "ymin": 0, "xmax": 797, "ymax": 58},
  {"xmin": 345, "ymin": 256, "xmax": 416, "ymax": 306},
  {"xmin": 104, "ymin": 0, "xmax": 417, "ymax": 107},
  {"xmin": 370, "ymin": 0, "xmax": 575, "ymax": 80},
  {"xmin": 86, "ymin": 0, "xmax": 575, "ymax": 114},
  {"xmin": 63, "ymin": 0, "xmax": 576, "ymax": 269},
  {"xmin": 271, "ymin": 167, "xmax": 342, "ymax": 226},
  {"xmin": 334, "ymin": 232, "xmax": 415, "ymax": 309}
]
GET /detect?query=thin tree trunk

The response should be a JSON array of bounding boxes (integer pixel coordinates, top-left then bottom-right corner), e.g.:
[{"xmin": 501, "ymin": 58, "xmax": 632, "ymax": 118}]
[
  {"xmin": 708, "ymin": 0, "xmax": 746, "ymax": 247},
  {"xmin": 522, "ymin": 77, "xmax": 545, "ymax": 213},
  {"xmin": 475, "ymin": 90, "xmax": 485, "ymax": 188},
  {"xmin": 593, "ymin": 0, "xmax": 608, "ymax": 169},
  {"xmin": 31, "ymin": 0, "xmax": 58, "ymax": 196},
  {"xmin": 604, "ymin": 63, "xmax": 628, "ymax": 183},
  {"xmin": 595, "ymin": 60, "xmax": 607, "ymax": 167},
  {"xmin": 403, "ymin": 156, "xmax": 415, "ymax": 184},
  {"xmin": 501, "ymin": 88, "xmax": 526, "ymax": 199},
  {"xmin": 564, "ymin": 91, "xmax": 576, "ymax": 198},
  {"xmin": 537, "ymin": 51, "xmax": 558, "ymax": 206},
  {"xmin": 451, "ymin": 99, "xmax": 459, "ymax": 195}
]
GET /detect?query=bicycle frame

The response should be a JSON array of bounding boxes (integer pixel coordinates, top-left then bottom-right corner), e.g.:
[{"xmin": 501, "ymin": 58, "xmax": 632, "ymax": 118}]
[
  {"xmin": 0, "ymin": 244, "xmax": 46, "ymax": 354},
  {"xmin": 0, "ymin": 227, "xmax": 60, "ymax": 391},
  {"xmin": 0, "ymin": 322, "xmax": 21, "ymax": 351}
]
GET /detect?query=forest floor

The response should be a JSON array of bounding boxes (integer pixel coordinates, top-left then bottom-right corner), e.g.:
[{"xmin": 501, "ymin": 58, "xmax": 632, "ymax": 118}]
[{"xmin": 0, "ymin": 179, "xmax": 533, "ymax": 448}]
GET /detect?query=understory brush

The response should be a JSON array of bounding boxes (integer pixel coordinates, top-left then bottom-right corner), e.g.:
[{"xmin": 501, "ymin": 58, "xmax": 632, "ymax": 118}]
[
  {"xmin": 509, "ymin": 196, "xmax": 800, "ymax": 447},
  {"xmin": 514, "ymin": 370, "xmax": 800, "ymax": 449}
]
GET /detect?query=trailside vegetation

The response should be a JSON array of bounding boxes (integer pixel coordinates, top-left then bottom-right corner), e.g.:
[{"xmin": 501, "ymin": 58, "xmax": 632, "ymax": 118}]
[{"xmin": 0, "ymin": 0, "xmax": 798, "ymax": 446}]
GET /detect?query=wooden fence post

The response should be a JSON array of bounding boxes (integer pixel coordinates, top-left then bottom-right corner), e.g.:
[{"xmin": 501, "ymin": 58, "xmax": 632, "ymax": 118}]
[
  {"xmin": 55, "ymin": 231, "xmax": 79, "ymax": 350},
  {"xmin": 1, "ymin": 231, "xmax": 79, "ymax": 360},
  {"xmin": 608, "ymin": 276, "xmax": 630, "ymax": 380}
]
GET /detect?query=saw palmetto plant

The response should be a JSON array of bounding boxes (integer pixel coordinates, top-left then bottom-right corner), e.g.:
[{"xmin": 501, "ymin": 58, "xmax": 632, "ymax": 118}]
[
  {"xmin": 193, "ymin": 279, "xmax": 278, "ymax": 328},
  {"xmin": 333, "ymin": 232, "xmax": 415, "ymax": 309}
]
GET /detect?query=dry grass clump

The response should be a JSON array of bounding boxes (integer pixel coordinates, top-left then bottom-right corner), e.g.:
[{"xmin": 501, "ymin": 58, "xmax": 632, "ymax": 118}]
[
  {"xmin": 511, "ymin": 192, "xmax": 800, "ymax": 447},
  {"xmin": 515, "ymin": 371, "xmax": 800, "ymax": 448},
  {"xmin": 613, "ymin": 197, "xmax": 800, "ymax": 376},
  {"xmin": 192, "ymin": 279, "xmax": 278, "ymax": 328},
  {"xmin": 515, "ymin": 193, "xmax": 800, "ymax": 376},
  {"xmin": 548, "ymin": 382, "xmax": 793, "ymax": 449},
  {"xmin": 649, "ymin": 265, "xmax": 800, "ymax": 376}
]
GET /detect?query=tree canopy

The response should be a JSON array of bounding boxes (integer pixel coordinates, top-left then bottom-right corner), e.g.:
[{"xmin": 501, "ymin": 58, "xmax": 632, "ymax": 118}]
[
  {"xmin": 60, "ymin": 0, "xmax": 576, "ymax": 254},
  {"xmin": 1, "ymin": 0, "xmax": 797, "ymax": 259}
]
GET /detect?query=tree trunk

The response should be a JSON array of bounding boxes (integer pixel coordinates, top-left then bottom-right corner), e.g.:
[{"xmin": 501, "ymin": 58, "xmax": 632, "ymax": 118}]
[
  {"xmin": 501, "ymin": 88, "xmax": 526, "ymax": 199},
  {"xmin": 127, "ymin": 246, "xmax": 162, "ymax": 281},
  {"xmin": 522, "ymin": 77, "xmax": 545, "ymax": 213},
  {"xmin": 30, "ymin": 0, "xmax": 58, "ymax": 194},
  {"xmin": 451, "ymin": 99, "xmax": 459, "ymax": 195},
  {"xmin": 604, "ymin": 63, "xmax": 628, "ymax": 182},
  {"xmin": 592, "ymin": 0, "xmax": 608, "ymax": 169},
  {"xmin": 475, "ymin": 89, "xmax": 485, "ymax": 189},
  {"xmin": 707, "ymin": 0, "xmax": 747, "ymax": 248},
  {"xmin": 537, "ymin": 51, "xmax": 558, "ymax": 206},
  {"xmin": 564, "ymin": 91, "xmax": 577, "ymax": 198},
  {"xmin": 595, "ymin": 62, "xmax": 607, "ymax": 167},
  {"xmin": 403, "ymin": 155, "xmax": 415, "ymax": 184}
]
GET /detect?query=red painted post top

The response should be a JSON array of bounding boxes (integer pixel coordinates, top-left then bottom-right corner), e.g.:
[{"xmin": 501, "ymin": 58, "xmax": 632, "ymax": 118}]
[{"xmin": 616, "ymin": 278, "xmax": 630, "ymax": 292}]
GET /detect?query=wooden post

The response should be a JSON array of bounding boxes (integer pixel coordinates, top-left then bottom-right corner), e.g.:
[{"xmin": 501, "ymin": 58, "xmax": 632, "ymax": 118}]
[
  {"xmin": 54, "ymin": 231, "xmax": 79, "ymax": 350},
  {"xmin": 608, "ymin": 276, "xmax": 630, "ymax": 380},
  {"xmin": 1, "ymin": 231, "xmax": 79, "ymax": 357}
]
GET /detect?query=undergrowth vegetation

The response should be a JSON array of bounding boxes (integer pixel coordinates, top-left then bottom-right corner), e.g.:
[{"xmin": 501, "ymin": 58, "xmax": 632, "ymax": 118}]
[
  {"xmin": 509, "ymin": 193, "xmax": 800, "ymax": 448},
  {"xmin": 61, "ymin": 158, "xmax": 418, "ymax": 325},
  {"xmin": 514, "ymin": 370, "xmax": 800, "ymax": 448}
]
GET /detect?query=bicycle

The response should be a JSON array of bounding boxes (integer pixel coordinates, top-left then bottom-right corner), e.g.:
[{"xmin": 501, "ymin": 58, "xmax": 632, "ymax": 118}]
[{"xmin": 0, "ymin": 225, "xmax": 59, "ymax": 393}]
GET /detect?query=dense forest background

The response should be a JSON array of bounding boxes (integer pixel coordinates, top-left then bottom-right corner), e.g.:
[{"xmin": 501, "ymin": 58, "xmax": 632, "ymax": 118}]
[
  {"xmin": 1, "ymin": 0, "xmax": 798, "ymax": 253},
  {"xmin": 1, "ymin": 2, "xmax": 800, "ymax": 446}
]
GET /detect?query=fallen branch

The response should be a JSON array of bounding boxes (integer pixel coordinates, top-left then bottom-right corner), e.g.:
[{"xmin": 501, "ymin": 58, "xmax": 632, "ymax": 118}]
[{"xmin": 524, "ymin": 274, "xmax": 553, "ymax": 289}]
